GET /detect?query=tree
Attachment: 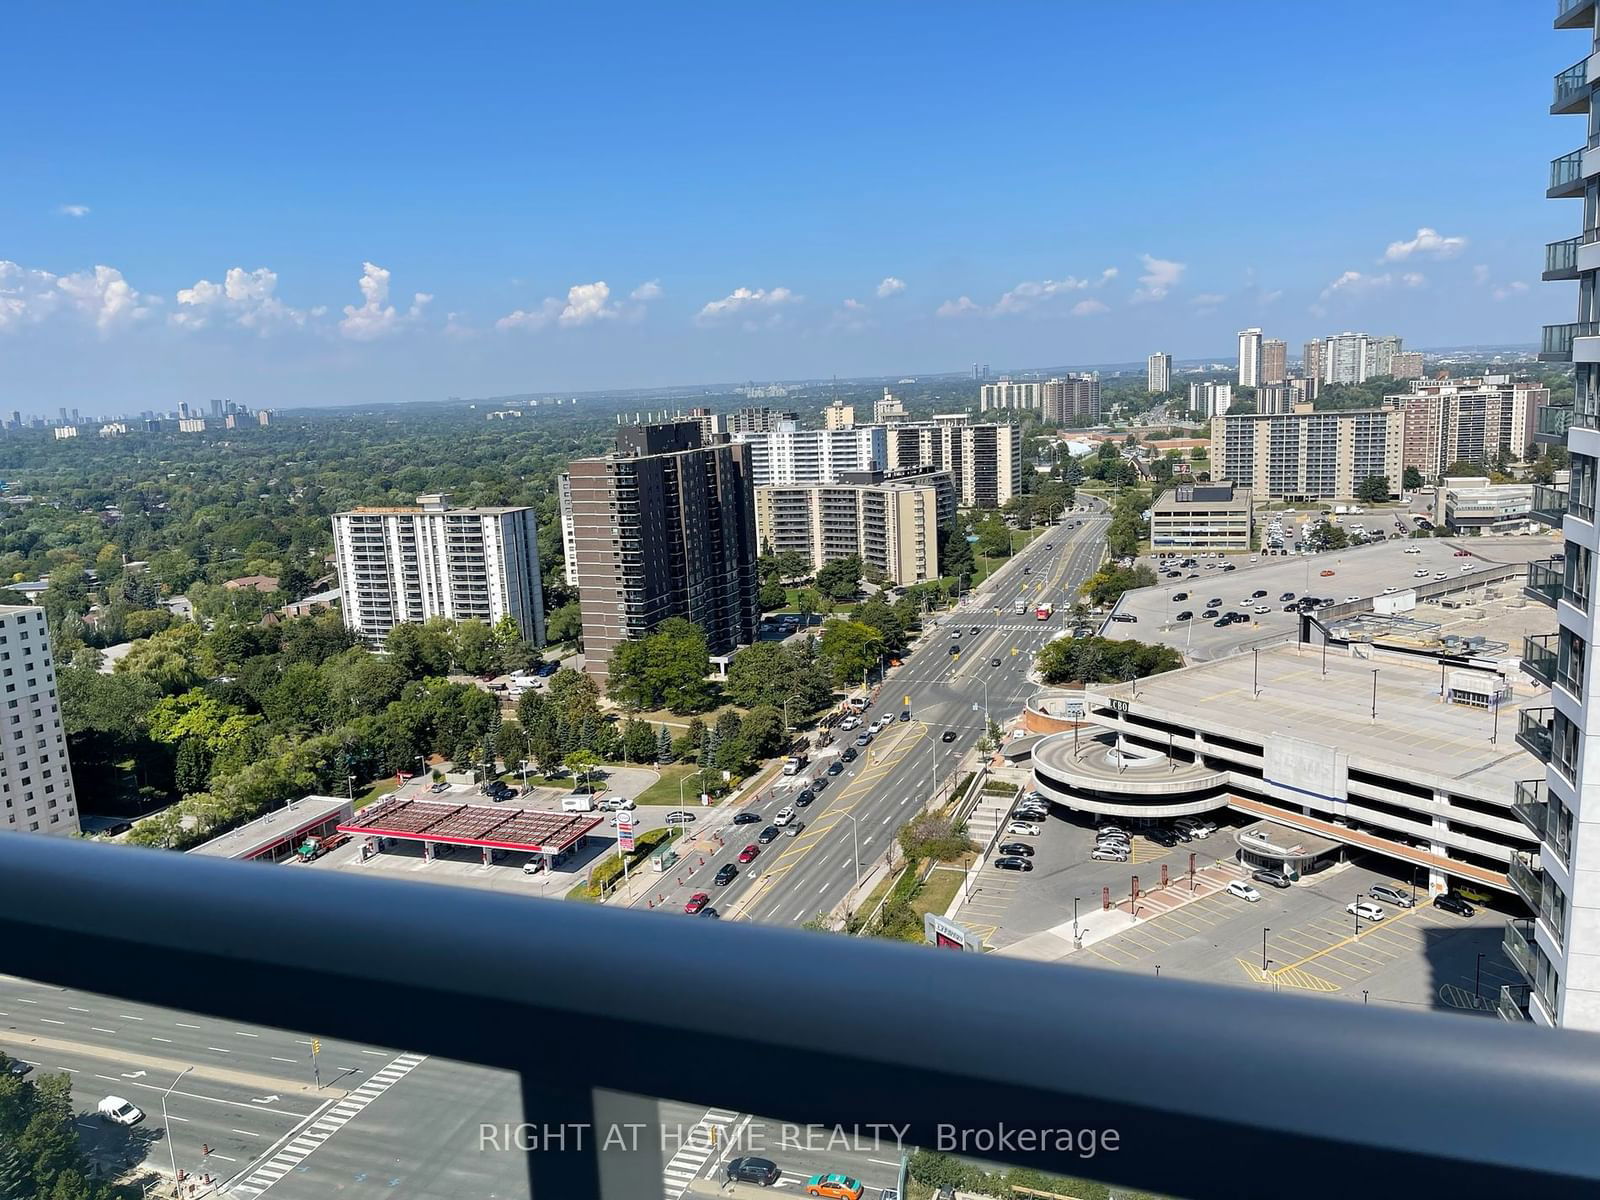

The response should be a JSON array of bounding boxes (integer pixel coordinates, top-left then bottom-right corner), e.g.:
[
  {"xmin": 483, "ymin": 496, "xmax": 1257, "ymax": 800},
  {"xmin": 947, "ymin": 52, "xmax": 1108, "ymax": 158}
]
[
  {"xmin": 853, "ymin": 594, "xmax": 907, "ymax": 656},
  {"xmin": 1306, "ymin": 520, "xmax": 1349, "ymax": 551},
  {"xmin": 607, "ymin": 618, "xmax": 713, "ymax": 713},
  {"xmin": 816, "ymin": 618, "xmax": 883, "ymax": 686},
  {"xmin": 739, "ymin": 705, "xmax": 786, "ymax": 760},
  {"xmin": 1035, "ymin": 636, "xmax": 1183, "ymax": 685},
  {"xmin": 656, "ymin": 725, "xmax": 674, "ymax": 763},
  {"xmin": 941, "ymin": 524, "xmax": 975, "ymax": 584},
  {"xmin": 1080, "ymin": 563, "xmax": 1156, "ymax": 607},
  {"xmin": 757, "ymin": 576, "xmax": 787, "ymax": 612},
  {"xmin": 563, "ymin": 750, "xmax": 600, "ymax": 791},
  {"xmin": 452, "ymin": 620, "xmax": 501, "ymax": 676},
  {"xmin": 973, "ymin": 514, "xmax": 1010, "ymax": 559},
  {"xmin": 713, "ymin": 709, "xmax": 744, "ymax": 771},
  {"xmin": 1402, "ymin": 466, "xmax": 1424, "ymax": 491},
  {"xmin": 814, "ymin": 554, "xmax": 863, "ymax": 600},
  {"xmin": 1355, "ymin": 475, "xmax": 1392, "ymax": 504},
  {"xmin": 545, "ymin": 601, "xmax": 583, "ymax": 648},
  {"xmin": 723, "ymin": 642, "xmax": 831, "ymax": 713},
  {"xmin": 622, "ymin": 717, "xmax": 658, "ymax": 763}
]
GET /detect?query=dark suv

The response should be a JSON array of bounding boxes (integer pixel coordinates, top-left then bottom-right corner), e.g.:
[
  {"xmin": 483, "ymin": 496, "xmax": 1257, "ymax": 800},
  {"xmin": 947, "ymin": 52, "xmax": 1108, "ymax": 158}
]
[{"xmin": 726, "ymin": 1157, "xmax": 781, "ymax": 1186}]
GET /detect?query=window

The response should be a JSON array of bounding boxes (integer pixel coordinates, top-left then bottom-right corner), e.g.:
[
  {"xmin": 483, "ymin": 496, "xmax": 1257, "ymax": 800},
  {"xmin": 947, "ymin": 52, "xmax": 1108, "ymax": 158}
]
[
  {"xmin": 1558, "ymin": 628, "xmax": 1588, "ymax": 697},
  {"xmin": 1553, "ymin": 710, "xmax": 1581, "ymax": 784},
  {"xmin": 1571, "ymin": 453, "xmax": 1598, "ymax": 523}
]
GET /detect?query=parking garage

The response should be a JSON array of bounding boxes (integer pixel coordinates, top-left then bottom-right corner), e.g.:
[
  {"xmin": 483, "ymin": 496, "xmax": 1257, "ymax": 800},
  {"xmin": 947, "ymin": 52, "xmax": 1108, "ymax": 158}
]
[{"xmin": 339, "ymin": 796, "xmax": 602, "ymax": 872}]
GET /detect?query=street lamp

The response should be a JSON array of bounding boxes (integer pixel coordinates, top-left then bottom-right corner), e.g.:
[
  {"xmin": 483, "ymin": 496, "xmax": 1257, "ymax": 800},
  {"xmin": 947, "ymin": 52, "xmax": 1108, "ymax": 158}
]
[
  {"xmin": 1475, "ymin": 952, "xmax": 1486, "ymax": 1000},
  {"xmin": 1353, "ymin": 894, "xmax": 1362, "ymax": 937},
  {"xmin": 838, "ymin": 811, "xmax": 862, "ymax": 890},
  {"xmin": 782, "ymin": 692, "xmax": 805, "ymax": 735},
  {"xmin": 161, "ymin": 1066, "xmax": 193, "ymax": 1188},
  {"xmin": 1072, "ymin": 896, "xmax": 1080, "ymax": 941},
  {"xmin": 346, "ymin": 774, "xmax": 356, "ymax": 802},
  {"xmin": 1262, "ymin": 927, "xmax": 1270, "ymax": 971}
]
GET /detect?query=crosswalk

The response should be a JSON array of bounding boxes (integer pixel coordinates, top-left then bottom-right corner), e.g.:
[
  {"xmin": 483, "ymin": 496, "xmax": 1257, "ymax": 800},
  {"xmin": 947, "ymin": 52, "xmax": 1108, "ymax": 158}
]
[
  {"xmin": 228, "ymin": 1052, "xmax": 427, "ymax": 1197},
  {"xmin": 661, "ymin": 1106, "xmax": 739, "ymax": 1198}
]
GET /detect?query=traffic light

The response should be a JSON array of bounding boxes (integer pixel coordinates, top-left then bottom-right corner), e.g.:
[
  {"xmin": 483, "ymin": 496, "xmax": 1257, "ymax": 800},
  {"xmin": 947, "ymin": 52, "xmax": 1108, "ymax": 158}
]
[
  {"xmin": 311, "ymin": 1039, "xmax": 322, "ymax": 1056},
  {"xmin": 903, "ymin": 695, "xmax": 910, "ymax": 706}
]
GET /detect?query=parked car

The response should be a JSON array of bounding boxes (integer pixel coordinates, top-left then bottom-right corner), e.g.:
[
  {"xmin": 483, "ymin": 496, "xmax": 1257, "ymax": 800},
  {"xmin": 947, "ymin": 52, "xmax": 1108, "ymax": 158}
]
[
  {"xmin": 1369, "ymin": 884, "xmax": 1415, "ymax": 908},
  {"xmin": 714, "ymin": 864, "xmax": 739, "ymax": 886},
  {"xmin": 994, "ymin": 856, "xmax": 1034, "ymax": 872},
  {"xmin": 1091, "ymin": 846, "xmax": 1129, "ymax": 862},
  {"xmin": 805, "ymin": 1174, "xmax": 865, "ymax": 1200},
  {"xmin": 1146, "ymin": 827, "xmax": 1179, "ymax": 848},
  {"xmin": 1456, "ymin": 884, "xmax": 1492, "ymax": 903},
  {"xmin": 1347, "ymin": 900, "xmax": 1386, "ymax": 922},
  {"xmin": 1006, "ymin": 821, "xmax": 1041, "ymax": 837},
  {"xmin": 1226, "ymin": 880, "xmax": 1262, "ymax": 903},
  {"xmin": 1251, "ymin": 869, "xmax": 1291, "ymax": 889},
  {"xmin": 727, "ymin": 1157, "xmax": 782, "ymax": 1186},
  {"xmin": 1433, "ymin": 892, "xmax": 1475, "ymax": 917},
  {"xmin": 664, "ymin": 810, "xmax": 697, "ymax": 825},
  {"xmin": 998, "ymin": 842, "xmax": 1034, "ymax": 857}
]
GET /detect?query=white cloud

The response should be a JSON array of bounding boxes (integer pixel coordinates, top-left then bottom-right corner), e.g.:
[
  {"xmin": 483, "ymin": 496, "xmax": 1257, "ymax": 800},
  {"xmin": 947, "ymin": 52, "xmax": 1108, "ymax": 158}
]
[
  {"xmin": 496, "ymin": 299, "xmax": 561, "ymax": 332},
  {"xmin": 54, "ymin": 265, "xmax": 155, "ymax": 332},
  {"xmin": 992, "ymin": 277, "xmax": 1090, "ymax": 316},
  {"xmin": 630, "ymin": 279, "xmax": 663, "ymax": 301},
  {"xmin": 1071, "ymin": 299, "xmax": 1108, "ymax": 317},
  {"xmin": 58, "ymin": 204, "xmax": 90, "ymax": 218},
  {"xmin": 876, "ymin": 276, "xmax": 906, "ymax": 298},
  {"xmin": 172, "ymin": 267, "xmax": 310, "ymax": 333},
  {"xmin": 1190, "ymin": 292, "xmax": 1226, "ymax": 306},
  {"xmin": 558, "ymin": 281, "xmax": 620, "ymax": 327},
  {"xmin": 1320, "ymin": 270, "xmax": 1394, "ymax": 300},
  {"xmin": 1493, "ymin": 281, "xmax": 1530, "ymax": 301},
  {"xmin": 1260, "ymin": 289, "xmax": 1283, "ymax": 305},
  {"xmin": 1383, "ymin": 227, "xmax": 1467, "ymax": 262},
  {"xmin": 935, "ymin": 296, "xmax": 981, "ymax": 319},
  {"xmin": 1096, "ymin": 267, "xmax": 1118, "ymax": 286},
  {"xmin": 1401, "ymin": 272, "xmax": 1425, "ymax": 288},
  {"xmin": 340, "ymin": 262, "xmax": 430, "ymax": 340},
  {"xmin": 1133, "ymin": 254, "xmax": 1185, "ymax": 302},
  {"xmin": 0, "ymin": 261, "xmax": 64, "ymax": 330},
  {"xmin": 695, "ymin": 286, "xmax": 799, "ymax": 326},
  {"xmin": 843, "ymin": 298, "xmax": 866, "ymax": 310}
]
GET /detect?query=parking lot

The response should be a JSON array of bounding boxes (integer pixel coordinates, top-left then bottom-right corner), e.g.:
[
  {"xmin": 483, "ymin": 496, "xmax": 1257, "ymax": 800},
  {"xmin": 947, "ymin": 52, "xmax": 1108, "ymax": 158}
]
[
  {"xmin": 1111, "ymin": 535, "xmax": 1557, "ymax": 662},
  {"xmin": 958, "ymin": 798, "xmax": 1520, "ymax": 1015}
]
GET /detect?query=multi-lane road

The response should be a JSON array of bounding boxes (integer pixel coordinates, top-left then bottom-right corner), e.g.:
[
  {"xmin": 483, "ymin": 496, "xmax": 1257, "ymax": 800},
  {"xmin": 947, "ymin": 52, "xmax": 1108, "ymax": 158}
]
[{"xmin": 7, "ymin": 501, "xmax": 1110, "ymax": 1199}]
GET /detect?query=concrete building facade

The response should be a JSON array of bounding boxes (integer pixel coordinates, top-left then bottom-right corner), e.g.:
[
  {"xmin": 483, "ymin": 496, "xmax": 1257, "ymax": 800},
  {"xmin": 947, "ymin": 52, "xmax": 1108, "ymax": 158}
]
[
  {"xmin": 1261, "ymin": 339, "xmax": 1287, "ymax": 385},
  {"xmin": 1210, "ymin": 405, "xmax": 1406, "ymax": 500},
  {"xmin": 332, "ymin": 494, "xmax": 546, "ymax": 647},
  {"xmin": 0, "ymin": 608, "xmax": 77, "ymax": 837},
  {"xmin": 564, "ymin": 421, "xmax": 759, "ymax": 678},
  {"xmin": 1149, "ymin": 483, "xmax": 1253, "ymax": 551},
  {"xmin": 754, "ymin": 469, "xmax": 955, "ymax": 586},
  {"xmin": 883, "ymin": 415, "xmax": 1021, "ymax": 508},
  {"xmin": 1041, "ymin": 375, "xmax": 1100, "ymax": 424},
  {"xmin": 1148, "ymin": 352, "xmax": 1172, "ymax": 394},
  {"xmin": 1187, "ymin": 381, "xmax": 1233, "ymax": 419},
  {"xmin": 1237, "ymin": 328, "xmax": 1263, "ymax": 387},
  {"xmin": 822, "ymin": 399, "xmax": 856, "ymax": 430},
  {"xmin": 1395, "ymin": 376, "xmax": 1551, "ymax": 481},
  {"xmin": 734, "ymin": 422, "xmax": 887, "ymax": 486},
  {"xmin": 979, "ymin": 379, "xmax": 1042, "ymax": 412}
]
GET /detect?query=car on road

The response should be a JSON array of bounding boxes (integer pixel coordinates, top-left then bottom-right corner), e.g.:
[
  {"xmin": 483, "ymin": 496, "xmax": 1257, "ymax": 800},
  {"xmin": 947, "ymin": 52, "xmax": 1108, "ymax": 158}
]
[
  {"xmin": 842, "ymin": 747, "xmax": 857, "ymax": 762},
  {"xmin": 970, "ymin": 626, "xmax": 980, "ymax": 636},
  {"xmin": 998, "ymin": 842, "xmax": 1034, "ymax": 857},
  {"xmin": 795, "ymin": 789, "xmax": 815, "ymax": 808},
  {"xmin": 950, "ymin": 629, "xmax": 962, "ymax": 639},
  {"xmin": 854, "ymin": 733, "xmax": 872, "ymax": 747},
  {"xmin": 991, "ymin": 657, "xmax": 1002, "ymax": 668},
  {"xmin": 664, "ymin": 810, "xmax": 697, "ymax": 825},
  {"xmin": 1176, "ymin": 610, "xmax": 1193, "ymax": 621},
  {"xmin": 1460, "ymin": 563, "xmax": 1474, "ymax": 573},
  {"xmin": 684, "ymin": 892, "xmax": 710, "ymax": 914},
  {"xmin": 1347, "ymin": 900, "xmax": 1386, "ymax": 922},
  {"xmin": 1172, "ymin": 592, "xmax": 1188, "ymax": 602},
  {"xmin": 774, "ymin": 806, "xmax": 797, "ymax": 827},
  {"xmin": 947, "ymin": 644, "xmax": 960, "ymax": 656},
  {"xmin": 430, "ymin": 781, "xmax": 451, "ymax": 793},
  {"xmin": 97, "ymin": 1096, "xmax": 144, "ymax": 1126},
  {"xmin": 867, "ymin": 718, "xmax": 883, "ymax": 735},
  {"xmin": 1369, "ymin": 884, "xmax": 1414, "ymax": 908},
  {"xmin": 1278, "ymin": 592, "xmax": 1296, "ymax": 602},
  {"xmin": 941, "ymin": 730, "xmax": 957, "ymax": 743},
  {"xmin": 727, "ymin": 1157, "xmax": 782, "ymax": 1186},
  {"xmin": 994, "ymin": 856, "xmax": 1034, "ymax": 872},
  {"xmin": 1090, "ymin": 846, "xmax": 1128, "ymax": 862},
  {"xmin": 1006, "ymin": 821, "xmax": 1041, "ymax": 836},
  {"xmin": 714, "ymin": 864, "xmax": 739, "ymax": 886},
  {"xmin": 1433, "ymin": 892, "xmax": 1475, "ymax": 917},
  {"xmin": 1454, "ymin": 549, "xmax": 1473, "ymax": 557},
  {"xmin": 805, "ymin": 1173, "xmax": 865, "ymax": 1199},
  {"xmin": 839, "ymin": 715, "xmax": 860, "ymax": 731},
  {"xmin": 4, "ymin": 1058, "xmax": 32, "ymax": 1077},
  {"xmin": 699, "ymin": 907, "xmax": 721, "ymax": 919},
  {"xmin": 899, "ymin": 709, "xmax": 911, "ymax": 722},
  {"xmin": 757, "ymin": 825, "xmax": 781, "ymax": 844},
  {"xmin": 1222, "ymin": 563, "xmax": 1236, "ymax": 571},
  {"xmin": 734, "ymin": 811, "xmax": 762, "ymax": 825},
  {"xmin": 1456, "ymin": 884, "xmax": 1492, "ymax": 903},
  {"xmin": 599, "ymin": 796, "xmax": 636, "ymax": 811},
  {"xmin": 1433, "ymin": 571, "xmax": 1447, "ymax": 580},
  {"xmin": 785, "ymin": 821, "xmax": 806, "ymax": 837},
  {"xmin": 1320, "ymin": 569, "xmax": 1335, "ymax": 576},
  {"xmin": 1225, "ymin": 880, "xmax": 1262, "ymax": 903},
  {"xmin": 826, "ymin": 760, "xmax": 843, "ymax": 775},
  {"xmin": 1404, "ymin": 546, "xmax": 1423, "ymax": 554},
  {"xmin": 1413, "ymin": 568, "xmax": 1430, "ymax": 578},
  {"xmin": 737, "ymin": 843, "xmax": 761, "ymax": 864},
  {"xmin": 1044, "ymin": 542, "xmax": 1054, "ymax": 550}
]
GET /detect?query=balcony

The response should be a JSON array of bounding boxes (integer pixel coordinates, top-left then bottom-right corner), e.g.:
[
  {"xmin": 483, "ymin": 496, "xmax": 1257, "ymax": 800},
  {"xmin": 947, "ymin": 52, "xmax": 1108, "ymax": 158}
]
[
  {"xmin": 1546, "ymin": 235, "xmax": 1583, "ymax": 280},
  {"xmin": 1517, "ymin": 707, "xmax": 1555, "ymax": 763},
  {"xmin": 1536, "ymin": 404, "xmax": 1576, "ymax": 444},
  {"xmin": 1499, "ymin": 982, "xmax": 1534, "ymax": 1022},
  {"xmin": 1531, "ymin": 484, "xmax": 1570, "ymax": 527},
  {"xmin": 1550, "ymin": 149, "xmax": 1586, "ymax": 198},
  {"xmin": 1541, "ymin": 321, "xmax": 1600, "ymax": 362},
  {"xmin": 1524, "ymin": 633, "xmax": 1559, "ymax": 686},
  {"xmin": 1509, "ymin": 848, "xmax": 1544, "ymax": 909},
  {"xmin": 1558, "ymin": 0, "xmax": 1597, "ymax": 27},
  {"xmin": 2, "ymin": 832, "xmax": 1600, "ymax": 1197},
  {"xmin": 1514, "ymin": 778, "xmax": 1549, "ymax": 837},
  {"xmin": 1554, "ymin": 61, "xmax": 1592, "ymax": 113},
  {"xmin": 1505, "ymin": 919, "xmax": 1538, "ymax": 983}
]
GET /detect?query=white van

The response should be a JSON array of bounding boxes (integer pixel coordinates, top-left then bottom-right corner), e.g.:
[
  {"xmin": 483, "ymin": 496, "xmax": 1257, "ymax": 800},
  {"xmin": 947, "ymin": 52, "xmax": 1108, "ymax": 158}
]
[{"xmin": 561, "ymin": 795, "xmax": 595, "ymax": 813}]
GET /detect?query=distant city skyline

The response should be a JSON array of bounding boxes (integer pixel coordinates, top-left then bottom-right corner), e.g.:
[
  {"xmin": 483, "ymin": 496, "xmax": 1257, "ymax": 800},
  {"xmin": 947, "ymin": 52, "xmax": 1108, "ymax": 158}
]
[{"xmin": 0, "ymin": 1, "xmax": 1568, "ymax": 411}]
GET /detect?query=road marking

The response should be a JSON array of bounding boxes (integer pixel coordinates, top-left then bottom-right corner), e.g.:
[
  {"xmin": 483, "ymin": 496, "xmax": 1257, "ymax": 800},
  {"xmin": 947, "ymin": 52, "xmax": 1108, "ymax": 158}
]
[
  {"xmin": 360, "ymin": 1049, "xmax": 387, "ymax": 1057},
  {"xmin": 235, "ymin": 1031, "xmax": 259, "ymax": 1038},
  {"xmin": 91, "ymin": 1027, "xmax": 115, "ymax": 1033},
  {"xmin": 67, "ymin": 1006, "xmax": 89, "ymax": 1013},
  {"xmin": 40, "ymin": 1018, "xmax": 65, "ymax": 1025},
  {"xmin": 15, "ymin": 999, "xmax": 35, "ymax": 1004},
  {"xmin": 151, "ymin": 1036, "xmax": 173, "ymax": 1043},
  {"xmin": 270, "ymin": 1056, "xmax": 296, "ymax": 1064},
  {"xmin": 175, "ymin": 1022, "xmax": 201, "ymax": 1029},
  {"xmin": 208, "ymin": 1046, "xmax": 232, "ymax": 1053},
  {"xmin": 233, "ymin": 1128, "xmax": 261, "ymax": 1138},
  {"xmin": 118, "ymin": 1014, "xmax": 143, "ymax": 1021}
]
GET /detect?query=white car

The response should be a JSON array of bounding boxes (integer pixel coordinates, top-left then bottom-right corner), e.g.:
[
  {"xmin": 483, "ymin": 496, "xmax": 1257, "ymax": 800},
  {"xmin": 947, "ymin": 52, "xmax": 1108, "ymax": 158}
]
[
  {"xmin": 1226, "ymin": 880, "xmax": 1261, "ymax": 903},
  {"xmin": 1381, "ymin": 586, "xmax": 1397, "ymax": 595},
  {"xmin": 1404, "ymin": 546, "xmax": 1422, "ymax": 555},
  {"xmin": 1433, "ymin": 571, "xmax": 1447, "ymax": 581},
  {"xmin": 774, "ymin": 807, "xmax": 797, "ymax": 827},
  {"xmin": 1413, "ymin": 568, "xmax": 1430, "ymax": 578},
  {"xmin": 1460, "ymin": 564, "xmax": 1474, "ymax": 573},
  {"xmin": 97, "ymin": 1096, "xmax": 144, "ymax": 1126},
  {"xmin": 1344, "ymin": 595, "xmax": 1360, "ymax": 602},
  {"xmin": 1090, "ymin": 846, "xmax": 1128, "ymax": 862},
  {"xmin": 1253, "ymin": 605, "xmax": 1270, "ymax": 614},
  {"xmin": 1006, "ymin": 821, "xmax": 1041, "ymax": 837},
  {"xmin": 1347, "ymin": 900, "xmax": 1386, "ymax": 922},
  {"xmin": 599, "ymin": 796, "xmax": 635, "ymax": 811},
  {"xmin": 839, "ymin": 716, "xmax": 860, "ymax": 731}
]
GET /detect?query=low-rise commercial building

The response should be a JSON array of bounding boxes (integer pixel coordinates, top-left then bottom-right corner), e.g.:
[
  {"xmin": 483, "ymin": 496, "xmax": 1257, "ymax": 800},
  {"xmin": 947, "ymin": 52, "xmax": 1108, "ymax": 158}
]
[
  {"xmin": 1150, "ymin": 483, "xmax": 1253, "ymax": 551},
  {"xmin": 1434, "ymin": 474, "xmax": 1562, "ymax": 535},
  {"xmin": 754, "ymin": 469, "xmax": 954, "ymax": 586}
]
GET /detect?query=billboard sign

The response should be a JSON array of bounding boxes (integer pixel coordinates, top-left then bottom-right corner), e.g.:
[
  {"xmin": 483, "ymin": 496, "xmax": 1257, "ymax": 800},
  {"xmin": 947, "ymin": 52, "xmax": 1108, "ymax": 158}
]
[
  {"xmin": 923, "ymin": 913, "xmax": 982, "ymax": 952},
  {"xmin": 617, "ymin": 819, "xmax": 635, "ymax": 853}
]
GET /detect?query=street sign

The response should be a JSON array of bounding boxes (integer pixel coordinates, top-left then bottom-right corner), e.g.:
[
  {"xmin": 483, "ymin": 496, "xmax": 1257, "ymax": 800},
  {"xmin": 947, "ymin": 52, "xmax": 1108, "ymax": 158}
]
[
  {"xmin": 924, "ymin": 913, "xmax": 981, "ymax": 951},
  {"xmin": 1111, "ymin": 698, "xmax": 1130, "ymax": 713},
  {"xmin": 617, "ymin": 819, "xmax": 635, "ymax": 853}
]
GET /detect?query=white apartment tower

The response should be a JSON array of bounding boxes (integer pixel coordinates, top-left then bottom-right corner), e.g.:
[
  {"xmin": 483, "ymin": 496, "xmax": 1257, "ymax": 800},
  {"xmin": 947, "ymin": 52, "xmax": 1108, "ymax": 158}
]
[
  {"xmin": 733, "ymin": 422, "xmax": 887, "ymax": 486},
  {"xmin": 1507, "ymin": 0, "xmax": 1600, "ymax": 1029},
  {"xmin": 1236, "ymin": 328, "xmax": 1263, "ymax": 387},
  {"xmin": 1147, "ymin": 352, "xmax": 1172, "ymax": 394},
  {"xmin": 0, "ymin": 608, "xmax": 77, "ymax": 837},
  {"xmin": 332, "ymin": 494, "xmax": 545, "ymax": 647},
  {"xmin": 883, "ymin": 416, "xmax": 1021, "ymax": 508}
]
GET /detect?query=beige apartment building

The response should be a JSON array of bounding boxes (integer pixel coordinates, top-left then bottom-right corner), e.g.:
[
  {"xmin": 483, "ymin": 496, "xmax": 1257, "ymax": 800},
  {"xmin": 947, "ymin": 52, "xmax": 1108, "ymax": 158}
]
[
  {"xmin": 883, "ymin": 415, "xmax": 1021, "ymax": 508},
  {"xmin": 1393, "ymin": 376, "xmax": 1552, "ymax": 480},
  {"xmin": 753, "ymin": 470, "xmax": 955, "ymax": 586},
  {"xmin": 822, "ymin": 399, "xmax": 855, "ymax": 429},
  {"xmin": 1210, "ymin": 404, "xmax": 1405, "ymax": 500}
]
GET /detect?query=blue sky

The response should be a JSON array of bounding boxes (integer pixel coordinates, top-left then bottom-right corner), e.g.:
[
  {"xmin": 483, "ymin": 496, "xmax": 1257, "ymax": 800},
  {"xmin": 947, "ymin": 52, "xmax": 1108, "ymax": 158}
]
[{"xmin": 0, "ymin": 1, "xmax": 1580, "ymax": 411}]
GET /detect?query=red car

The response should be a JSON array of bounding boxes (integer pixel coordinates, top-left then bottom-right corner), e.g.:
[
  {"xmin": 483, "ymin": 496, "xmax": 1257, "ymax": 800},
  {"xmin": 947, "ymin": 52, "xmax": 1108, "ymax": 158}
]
[
  {"xmin": 1453, "ymin": 550, "xmax": 1472, "ymax": 557},
  {"xmin": 683, "ymin": 892, "xmax": 710, "ymax": 914},
  {"xmin": 737, "ymin": 843, "xmax": 761, "ymax": 864}
]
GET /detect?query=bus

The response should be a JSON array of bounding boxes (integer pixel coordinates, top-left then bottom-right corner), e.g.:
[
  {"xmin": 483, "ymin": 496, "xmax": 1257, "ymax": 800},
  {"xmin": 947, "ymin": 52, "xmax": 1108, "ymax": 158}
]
[{"xmin": 1035, "ymin": 602, "xmax": 1055, "ymax": 620}]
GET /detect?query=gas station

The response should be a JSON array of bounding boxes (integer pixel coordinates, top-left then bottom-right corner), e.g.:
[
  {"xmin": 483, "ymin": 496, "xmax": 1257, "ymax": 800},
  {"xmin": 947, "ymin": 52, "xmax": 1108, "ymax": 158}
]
[{"xmin": 338, "ymin": 796, "xmax": 603, "ymax": 873}]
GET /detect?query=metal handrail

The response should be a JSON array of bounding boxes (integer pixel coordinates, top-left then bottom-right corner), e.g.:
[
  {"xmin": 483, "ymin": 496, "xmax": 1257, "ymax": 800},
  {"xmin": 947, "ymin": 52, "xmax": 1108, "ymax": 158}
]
[{"xmin": 3, "ymin": 835, "xmax": 1600, "ymax": 1198}]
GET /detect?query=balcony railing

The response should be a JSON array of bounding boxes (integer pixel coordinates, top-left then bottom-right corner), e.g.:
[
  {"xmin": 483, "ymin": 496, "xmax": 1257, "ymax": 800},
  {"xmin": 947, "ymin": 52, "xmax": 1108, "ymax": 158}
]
[
  {"xmin": 1537, "ymin": 404, "xmax": 1577, "ymax": 440},
  {"xmin": 1550, "ymin": 149, "xmax": 1586, "ymax": 196},
  {"xmin": 1509, "ymin": 848, "xmax": 1544, "ymax": 909},
  {"xmin": 1499, "ymin": 982, "xmax": 1534, "ymax": 1022},
  {"xmin": 1505, "ymin": 919, "xmax": 1538, "ymax": 983},
  {"xmin": 1527, "ymin": 558, "xmax": 1564, "ymax": 606},
  {"xmin": 1546, "ymin": 235, "xmax": 1583, "ymax": 278},
  {"xmin": 1517, "ymin": 707, "xmax": 1555, "ymax": 763},
  {"xmin": 4, "ymin": 836, "xmax": 1600, "ymax": 1198},
  {"xmin": 1532, "ymin": 483, "xmax": 1570, "ymax": 527},
  {"xmin": 1514, "ymin": 778, "xmax": 1549, "ymax": 837},
  {"xmin": 1554, "ymin": 62, "xmax": 1591, "ymax": 112},
  {"xmin": 1558, "ymin": 0, "xmax": 1597, "ymax": 26},
  {"xmin": 1541, "ymin": 321, "xmax": 1600, "ymax": 360},
  {"xmin": 1525, "ymin": 633, "xmax": 1559, "ymax": 686}
]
